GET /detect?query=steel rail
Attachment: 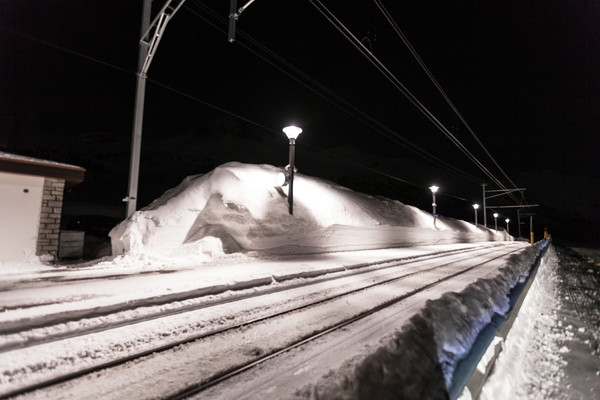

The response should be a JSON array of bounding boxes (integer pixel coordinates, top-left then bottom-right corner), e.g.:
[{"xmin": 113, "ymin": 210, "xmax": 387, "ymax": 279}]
[
  {"xmin": 1, "ymin": 244, "xmax": 519, "ymax": 399},
  {"xmin": 1, "ymin": 244, "xmax": 502, "ymax": 349},
  {"xmin": 166, "ymin": 246, "xmax": 524, "ymax": 400}
]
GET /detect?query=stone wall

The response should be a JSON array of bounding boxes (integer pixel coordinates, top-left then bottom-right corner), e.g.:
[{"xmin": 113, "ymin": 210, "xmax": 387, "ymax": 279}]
[{"xmin": 36, "ymin": 177, "xmax": 65, "ymax": 258}]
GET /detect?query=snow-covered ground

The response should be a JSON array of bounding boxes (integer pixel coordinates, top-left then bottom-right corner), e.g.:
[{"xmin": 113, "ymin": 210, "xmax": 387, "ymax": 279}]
[
  {"xmin": 480, "ymin": 246, "xmax": 600, "ymax": 399},
  {"xmin": 1, "ymin": 162, "xmax": 598, "ymax": 399}
]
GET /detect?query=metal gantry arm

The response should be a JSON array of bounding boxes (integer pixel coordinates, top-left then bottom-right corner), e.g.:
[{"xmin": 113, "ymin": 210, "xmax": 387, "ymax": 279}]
[
  {"xmin": 126, "ymin": 0, "xmax": 187, "ymax": 218},
  {"xmin": 140, "ymin": 0, "xmax": 187, "ymax": 75},
  {"xmin": 481, "ymin": 184, "xmax": 527, "ymax": 227},
  {"xmin": 484, "ymin": 188, "xmax": 527, "ymax": 200}
]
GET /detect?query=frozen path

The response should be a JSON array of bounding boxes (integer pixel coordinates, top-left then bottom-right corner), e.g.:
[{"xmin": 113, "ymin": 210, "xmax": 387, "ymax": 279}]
[
  {"xmin": 0, "ymin": 243, "xmax": 492, "ymax": 318},
  {"xmin": 1, "ymin": 241, "xmax": 536, "ymax": 399},
  {"xmin": 198, "ymin": 244, "xmax": 526, "ymax": 400}
]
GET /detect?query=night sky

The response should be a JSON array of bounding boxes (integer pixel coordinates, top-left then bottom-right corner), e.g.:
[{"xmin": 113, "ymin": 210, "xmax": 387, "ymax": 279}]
[{"xmin": 1, "ymin": 1, "xmax": 599, "ymax": 245}]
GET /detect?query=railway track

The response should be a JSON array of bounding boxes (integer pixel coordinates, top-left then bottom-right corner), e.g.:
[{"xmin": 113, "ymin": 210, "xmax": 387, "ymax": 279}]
[
  {"xmin": 0, "ymin": 243, "xmax": 503, "ymax": 350},
  {"xmin": 1, "ymin": 243, "xmax": 526, "ymax": 399}
]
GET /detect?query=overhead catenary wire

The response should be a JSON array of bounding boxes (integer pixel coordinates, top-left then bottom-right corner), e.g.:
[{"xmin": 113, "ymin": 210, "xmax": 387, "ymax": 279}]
[
  {"xmin": 3, "ymin": 20, "xmax": 424, "ymax": 192},
  {"xmin": 307, "ymin": 0, "xmax": 521, "ymax": 205},
  {"xmin": 183, "ymin": 1, "xmax": 476, "ymax": 203},
  {"xmin": 372, "ymin": 0, "xmax": 523, "ymax": 205},
  {"xmin": 149, "ymin": 77, "xmax": 455, "ymax": 197},
  {"xmin": 151, "ymin": 64, "xmax": 470, "ymax": 203},
  {"xmin": 3, "ymin": 5, "xmax": 485, "ymax": 205},
  {"xmin": 186, "ymin": 0, "xmax": 482, "ymax": 184}
]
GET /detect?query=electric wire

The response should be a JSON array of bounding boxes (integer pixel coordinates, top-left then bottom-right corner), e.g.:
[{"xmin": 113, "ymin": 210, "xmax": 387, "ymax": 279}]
[
  {"xmin": 149, "ymin": 76, "xmax": 474, "ymax": 200},
  {"xmin": 307, "ymin": 0, "xmax": 520, "ymax": 205},
  {"xmin": 2, "ymin": 8, "xmax": 481, "ymax": 204},
  {"xmin": 186, "ymin": 0, "xmax": 482, "ymax": 184},
  {"xmin": 0, "ymin": 25, "xmax": 131, "ymax": 75},
  {"xmin": 372, "ymin": 0, "xmax": 523, "ymax": 205},
  {"xmin": 1, "ymin": 21, "xmax": 435, "ymax": 195}
]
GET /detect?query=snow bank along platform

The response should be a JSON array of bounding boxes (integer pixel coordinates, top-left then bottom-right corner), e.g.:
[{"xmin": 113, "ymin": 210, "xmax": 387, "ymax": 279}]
[{"xmin": 450, "ymin": 238, "xmax": 551, "ymax": 399}]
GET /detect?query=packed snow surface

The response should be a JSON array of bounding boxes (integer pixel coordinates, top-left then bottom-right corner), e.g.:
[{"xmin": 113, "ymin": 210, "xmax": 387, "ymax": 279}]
[{"xmin": 480, "ymin": 246, "xmax": 600, "ymax": 399}]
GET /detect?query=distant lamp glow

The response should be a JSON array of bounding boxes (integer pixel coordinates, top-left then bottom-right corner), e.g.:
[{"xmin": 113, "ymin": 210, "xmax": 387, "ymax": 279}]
[
  {"xmin": 493, "ymin": 213, "xmax": 499, "ymax": 232},
  {"xmin": 505, "ymin": 218, "xmax": 510, "ymax": 234},
  {"xmin": 429, "ymin": 185, "xmax": 439, "ymax": 229},
  {"xmin": 473, "ymin": 203, "xmax": 479, "ymax": 227},
  {"xmin": 282, "ymin": 125, "xmax": 302, "ymax": 215}
]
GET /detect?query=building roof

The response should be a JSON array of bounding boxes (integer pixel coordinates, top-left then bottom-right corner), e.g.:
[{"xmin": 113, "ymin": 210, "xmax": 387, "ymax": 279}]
[{"xmin": 0, "ymin": 151, "xmax": 85, "ymax": 186}]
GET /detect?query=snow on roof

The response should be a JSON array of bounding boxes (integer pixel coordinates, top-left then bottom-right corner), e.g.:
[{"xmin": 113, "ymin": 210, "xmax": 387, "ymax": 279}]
[
  {"xmin": 0, "ymin": 151, "xmax": 85, "ymax": 184},
  {"xmin": 0, "ymin": 151, "xmax": 84, "ymax": 170},
  {"xmin": 110, "ymin": 162, "xmax": 510, "ymax": 259}
]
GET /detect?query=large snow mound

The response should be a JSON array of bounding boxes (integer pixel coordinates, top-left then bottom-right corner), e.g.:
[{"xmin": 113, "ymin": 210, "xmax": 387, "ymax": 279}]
[{"xmin": 110, "ymin": 162, "xmax": 510, "ymax": 257}]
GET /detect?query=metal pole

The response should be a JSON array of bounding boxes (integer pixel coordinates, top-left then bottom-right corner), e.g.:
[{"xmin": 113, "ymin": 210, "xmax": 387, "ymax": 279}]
[
  {"xmin": 474, "ymin": 208, "xmax": 478, "ymax": 227},
  {"xmin": 126, "ymin": 0, "xmax": 152, "ymax": 218},
  {"xmin": 228, "ymin": 0, "xmax": 238, "ymax": 42},
  {"xmin": 517, "ymin": 209, "xmax": 522, "ymax": 238},
  {"xmin": 530, "ymin": 215, "xmax": 534, "ymax": 245},
  {"xmin": 482, "ymin": 183, "xmax": 487, "ymax": 228},
  {"xmin": 288, "ymin": 139, "xmax": 296, "ymax": 215},
  {"xmin": 432, "ymin": 193, "xmax": 437, "ymax": 228}
]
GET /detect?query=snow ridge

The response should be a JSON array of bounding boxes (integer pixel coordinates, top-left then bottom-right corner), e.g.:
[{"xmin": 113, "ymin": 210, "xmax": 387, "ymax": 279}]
[
  {"xmin": 110, "ymin": 162, "xmax": 510, "ymax": 258},
  {"xmin": 313, "ymin": 245, "xmax": 539, "ymax": 399}
]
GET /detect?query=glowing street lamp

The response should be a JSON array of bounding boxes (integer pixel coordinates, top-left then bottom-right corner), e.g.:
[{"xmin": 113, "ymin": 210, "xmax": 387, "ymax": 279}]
[
  {"xmin": 473, "ymin": 203, "xmax": 479, "ymax": 228},
  {"xmin": 429, "ymin": 185, "xmax": 439, "ymax": 228},
  {"xmin": 505, "ymin": 218, "xmax": 510, "ymax": 234},
  {"xmin": 283, "ymin": 125, "xmax": 302, "ymax": 215},
  {"xmin": 493, "ymin": 213, "xmax": 499, "ymax": 232}
]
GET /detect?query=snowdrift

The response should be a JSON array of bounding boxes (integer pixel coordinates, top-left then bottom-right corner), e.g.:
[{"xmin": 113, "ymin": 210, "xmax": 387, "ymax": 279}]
[
  {"xmin": 110, "ymin": 162, "xmax": 511, "ymax": 257},
  {"xmin": 314, "ymin": 245, "xmax": 543, "ymax": 399}
]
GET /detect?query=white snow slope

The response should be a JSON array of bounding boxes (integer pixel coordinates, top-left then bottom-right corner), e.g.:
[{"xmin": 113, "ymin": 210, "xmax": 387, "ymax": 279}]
[{"xmin": 110, "ymin": 162, "xmax": 510, "ymax": 258}]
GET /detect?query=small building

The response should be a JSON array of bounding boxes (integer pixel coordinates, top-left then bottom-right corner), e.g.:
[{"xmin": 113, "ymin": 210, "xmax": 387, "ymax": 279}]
[{"xmin": 0, "ymin": 151, "xmax": 85, "ymax": 262}]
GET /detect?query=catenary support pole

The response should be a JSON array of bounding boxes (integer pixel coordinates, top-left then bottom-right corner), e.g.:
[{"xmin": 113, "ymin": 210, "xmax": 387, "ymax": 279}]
[
  {"xmin": 126, "ymin": 0, "xmax": 151, "ymax": 218},
  {"xmin": 126, "ymin": 0, "xmax": 187, "ymax": 218},
  {"xmin": 530, "ymin": 215, "xmax": 534, "ymax": 245},
  {"xmin": 482, "ymin": 183, "xmax": 487, "ymax": 228}
]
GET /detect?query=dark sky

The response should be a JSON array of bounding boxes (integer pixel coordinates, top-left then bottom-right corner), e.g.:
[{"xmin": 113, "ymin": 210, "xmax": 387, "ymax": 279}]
[{"xmin": 1, "ymin": 1, "xmax": 599, "ymax": 244}]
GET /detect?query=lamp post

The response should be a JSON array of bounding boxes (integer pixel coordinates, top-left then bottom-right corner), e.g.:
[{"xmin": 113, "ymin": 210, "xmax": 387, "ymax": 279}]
[
  {"xmin": 505, "ymin": 218, "xmax": 510, "ymax": 234},
  {"xmin": 283, "ymin": 125, "xmax": 302, "ymax": 215},
  {"xmin": 473, "ymin": 203, "xmax": 479, "ymax": 228},
  {"xmin": 429, "ymin": 185, "xmax": 439, "ymax": 228},
  {"xmin": 493, "ymin": 213, "xmax": 499, "ymax": 232}
]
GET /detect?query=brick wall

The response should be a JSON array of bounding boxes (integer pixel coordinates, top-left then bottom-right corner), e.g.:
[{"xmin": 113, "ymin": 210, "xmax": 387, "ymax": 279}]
[{"xmin": 36, "ymin": 177, "xmax": 65, "ymax": 258}]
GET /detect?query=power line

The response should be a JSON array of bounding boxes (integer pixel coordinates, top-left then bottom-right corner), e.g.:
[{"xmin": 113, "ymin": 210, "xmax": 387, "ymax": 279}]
[
  {"xmin": 0, "ymin": 25, "xmax": 131, "ymax": 75},
  {"xmin": 372, "ymin": 0, "xmax": 522, "ymax": 204},
  {"xmin": 307, "ymin": 0, "xmax": 521, "ymax": 205},
  {"xmin": 2, "ymin": 18, "xmax": 437, "ymax": 196},
  {"xmin": 4, "ymin": 6, "xmax": 482, "ymax": 206},
  {"xmin": 186, "ymin": 0, "xmax": 483, "ymax": 183}
]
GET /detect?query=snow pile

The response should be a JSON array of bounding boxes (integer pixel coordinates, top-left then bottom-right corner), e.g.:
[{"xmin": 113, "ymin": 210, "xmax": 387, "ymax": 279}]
[
  {"xmin": 110, "ymin": 162, "xmax": 508, "ymax": 258},
  {"xmin": 314, "ymin": 245, "xmax": 540, "ymax": 399},
  {"xmin": 479, "ymin": 247, "xmax": 565, "ymax": 399},
  {"xmin": 481, "ymin": 246, "xmax": 600, "ymax": 399}
]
